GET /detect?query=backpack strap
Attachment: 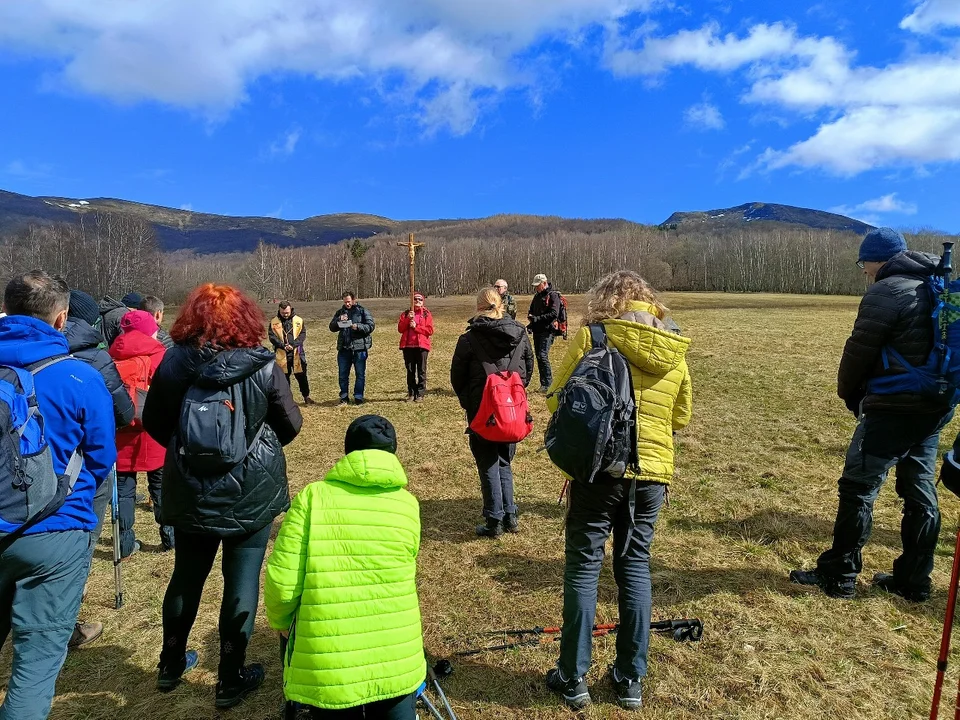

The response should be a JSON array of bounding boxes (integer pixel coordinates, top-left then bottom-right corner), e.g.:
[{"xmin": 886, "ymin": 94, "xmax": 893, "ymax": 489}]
[{"xmin": 588, "ymin": 324, "xmax": 608, "ymax": 349}]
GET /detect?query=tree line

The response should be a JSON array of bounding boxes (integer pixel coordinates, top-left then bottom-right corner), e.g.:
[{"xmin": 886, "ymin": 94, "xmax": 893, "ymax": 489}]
[{"xmin": 2, "ymin": 214, "xmax": 956, "ymax": 303}]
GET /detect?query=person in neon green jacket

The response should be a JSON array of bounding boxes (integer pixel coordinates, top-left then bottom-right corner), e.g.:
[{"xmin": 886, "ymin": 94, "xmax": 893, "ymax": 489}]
[{"xmin": 264, "ymin": 415, "xmax": 425, "ymax": 718}]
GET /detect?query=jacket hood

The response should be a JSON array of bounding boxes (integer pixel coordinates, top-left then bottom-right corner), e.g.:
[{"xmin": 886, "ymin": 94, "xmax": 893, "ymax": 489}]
[
  {"xmin": 196, "ymin": 346, "xmax": 273, "ymax": 388},
  {"xmin": 64, "ymin": 318, "xmax": 104, "ymax": 353},
  {"xmin": 109, "ymin": 330, "xmax": 166, "ymax": 360},
  {"xmin": 467, "ymin": 316, "xmax": 526, "ymax": 356},
  {"xmin": 0, "ymin": 315, "xmax": 70, "ymax": 366},
  {"xmin": 876, "ymin": 250, "xmax": 939, "ymax": 282},
  {"xmin": 601, "ymin": 301, "xmax": 690, "ymax": 374},
  {"xmin": 99, "ymin": 295, "xmax": 126, "ymax": 314},
  {"xmin": 324, "ymin": 449, "xmax": 409, "ymax": 490}
]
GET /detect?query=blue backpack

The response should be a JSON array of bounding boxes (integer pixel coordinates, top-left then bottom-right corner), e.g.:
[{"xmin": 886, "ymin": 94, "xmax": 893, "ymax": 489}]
[
  {"xmin": 867, "ymin": 274, "xmax": 960, "ymax": 405},
  {"xmin": 0, "ymin": 356, "xmax": 83, "ymax": 551}
]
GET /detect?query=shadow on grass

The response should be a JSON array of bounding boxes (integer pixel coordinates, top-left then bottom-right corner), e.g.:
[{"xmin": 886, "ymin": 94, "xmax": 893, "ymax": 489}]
[
  {"xmin": 425, "ymin": 656, "xmax": 551, "ymax": 711},
  {"xmin": 50, "ymin": 643, "xmax": 155, "ymax": 718},
  {"xmin": 420, "ymin": 499, "xmax": 565, "ymax": 544},
  {"xmin": 669, "ymin": 508, "xmax": 905, "ymax": 552}
]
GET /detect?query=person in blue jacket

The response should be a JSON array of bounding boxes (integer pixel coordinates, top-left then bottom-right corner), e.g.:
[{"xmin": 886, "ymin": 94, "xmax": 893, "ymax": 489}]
[{"xmin": 0, "ymin": 270, "xmax": 116, "ymax": 720}]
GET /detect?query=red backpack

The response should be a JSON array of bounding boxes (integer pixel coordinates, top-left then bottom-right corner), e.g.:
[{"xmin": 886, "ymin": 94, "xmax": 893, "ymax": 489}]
[
  {"xmin": 468, "ymin": 337, "xmax": 533, "ymax": 443},
  {"xmin": 548, "ymin": 292, "xmax": 569, "ymax": 339},
  {"xmin": 115, "ymin": 356, "xmax": 151, "ymax": 427}
]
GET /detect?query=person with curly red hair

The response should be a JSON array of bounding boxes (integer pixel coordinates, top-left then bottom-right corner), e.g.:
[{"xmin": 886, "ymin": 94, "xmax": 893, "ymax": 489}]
[{"xmin": 143, "ymin": 283, "xmax": 303, "ymax": 710}]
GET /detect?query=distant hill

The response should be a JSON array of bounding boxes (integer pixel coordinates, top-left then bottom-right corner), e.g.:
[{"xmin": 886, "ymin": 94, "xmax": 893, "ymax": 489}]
[
  {"xmin": 661, "ymin": 202, "xmax": 874, "ymax": 234},
  {"xmin": 0, "ymin": 190, "xmax": 396, "ymax": 253}
]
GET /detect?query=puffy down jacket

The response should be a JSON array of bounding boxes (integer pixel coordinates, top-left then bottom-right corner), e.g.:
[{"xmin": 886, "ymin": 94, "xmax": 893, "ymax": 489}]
[
  {"xmin": 143, "ymin": 345, "xmax": 303, "ymax": 536},
  {"xmin": 264, "ymin": 449, "xmax": 424, "ymax": 710},
  {"xmin": 64, "ymin": 318, "xmax": 135, "ymax": 429},
  {"xmin": 547, "ymin": 300, "xmax": 693, "ymax": 484}
]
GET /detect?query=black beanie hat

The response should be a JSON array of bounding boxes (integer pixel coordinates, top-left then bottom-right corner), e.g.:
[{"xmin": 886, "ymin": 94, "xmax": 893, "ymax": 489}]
[
  {"xmin": 345, "ymin": 415, "xmax": 398, "ymax": 455},
  {"xmin": 122, "ymin": 291, "xmax": 144, "ymax": 308},
  {"xmin": 68, "ymin": 290, "xmax": 100, "ymax": 325}
]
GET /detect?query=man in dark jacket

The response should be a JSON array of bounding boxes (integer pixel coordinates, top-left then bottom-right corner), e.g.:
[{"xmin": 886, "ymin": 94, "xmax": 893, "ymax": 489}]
[
  {"xmin": 99, "ymin": 292, "xmax": 142, "ymax": 347},
  {"xmin": 0, "ymin": 271, "xmax": 116, "ymax": 719},
  {"xmin": 791, "ymin": 228, "xmax": 954, "ymax": 602},
  {"xmin": 140, "ymin": 295, "xmax": 174, "ymax": 349},
  {"xmin": 328, "ymin": 292, "xmax": 375, "ymax": 405},
  {"xmin": 527, "ymin": 273, "xmax": 561, "ymax": 392},
  {"xmin": 269, "ymin": 302, "xmax": 314, "ymax": 405},
  {"xmin": 64, "ymin": 289, "xmax": 137, "ymax": 649}
]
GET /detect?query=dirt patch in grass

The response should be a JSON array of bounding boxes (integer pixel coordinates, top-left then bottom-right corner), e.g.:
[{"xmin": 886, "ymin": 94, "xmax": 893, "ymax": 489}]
[{"xmin": 5, "ymin": 292, "xmax": 959, "ymax": 719}]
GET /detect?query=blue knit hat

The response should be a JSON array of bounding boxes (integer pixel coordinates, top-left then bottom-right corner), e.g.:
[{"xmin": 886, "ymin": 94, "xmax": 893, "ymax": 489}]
[
  {"xmin": 121, "ymin": 291, "xmax": 143, "ymax": 308},
  {"xmin": 68, "ymin": 290, "xmax": 100, "ymax": 325},
  {"xmin": 858, "ymin": 227, "xmax": 907, "ymax": 263}
]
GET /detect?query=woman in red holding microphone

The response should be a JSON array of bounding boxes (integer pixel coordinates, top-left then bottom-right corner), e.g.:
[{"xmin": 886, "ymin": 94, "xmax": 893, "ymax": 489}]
[{"xmin": 397, "ymin": 292, "xmax": 434, "ymax": 402}]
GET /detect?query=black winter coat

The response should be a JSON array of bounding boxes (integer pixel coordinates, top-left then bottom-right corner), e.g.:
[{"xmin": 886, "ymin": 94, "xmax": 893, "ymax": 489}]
[
  {"xmin": 98, "ymin": 296, "xmax": 127, "ymax": 348},
  {"xmin": 64, "ymin": 318, "xmax": 135, "ymax": 429},
  {"xmin": 450, "ymin": 316, "xmax": 534, "ymax": 423},
  {"xmin": 838, "ymin": 251, "xmax": 952, "ymax": 414},
  {"xmin": 143, "ymin": 345, "xmax": 303, "ymax": 536},
  {"xmin": 527, "ymin": 284, "xmax": 561, "ymax": 334}
]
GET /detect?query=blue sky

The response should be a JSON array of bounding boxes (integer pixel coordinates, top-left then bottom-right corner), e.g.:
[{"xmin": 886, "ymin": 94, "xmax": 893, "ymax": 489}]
[{"xmin": 1, "ymin": 0, "xmax": 959, "ymax": 231}]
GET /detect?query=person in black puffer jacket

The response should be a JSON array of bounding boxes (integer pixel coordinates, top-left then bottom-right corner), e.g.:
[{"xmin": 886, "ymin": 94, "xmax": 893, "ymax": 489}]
[
  {"xmin": 791, "ymin": 228, "xmax": 954, "ymax": 603},
  {"xmin": 451, "ymin": 287, "xmax": 534, "ymax": 537},
  {"xmin": 142, "ymin": 283, "xmax": 302, "ymax": 710}
]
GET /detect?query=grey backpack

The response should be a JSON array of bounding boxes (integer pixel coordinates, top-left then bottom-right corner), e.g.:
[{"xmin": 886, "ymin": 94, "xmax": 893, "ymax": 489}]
[
  {"xmin": 544, "ymin": 325, "xmax": 639, "ymax": 483},
  {"xmin": 177, "ymin": 376, "xmax": 263, "ymax": 474}
]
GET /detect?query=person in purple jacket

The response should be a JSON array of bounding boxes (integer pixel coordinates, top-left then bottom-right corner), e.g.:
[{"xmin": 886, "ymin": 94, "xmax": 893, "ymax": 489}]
[{"xmin": 0, "ymin": 270, "xmax": 116, "ymax": 720}]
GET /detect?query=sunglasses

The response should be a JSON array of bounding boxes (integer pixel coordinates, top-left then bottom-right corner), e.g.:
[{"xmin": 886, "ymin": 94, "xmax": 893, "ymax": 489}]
[{"xmin": 414, "ymin": 297, "xmax": 424, "ymax": 302}]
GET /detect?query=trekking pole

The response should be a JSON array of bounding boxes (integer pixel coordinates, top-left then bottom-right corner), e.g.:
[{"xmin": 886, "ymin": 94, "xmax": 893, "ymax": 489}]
[
  {"xmin": 111, "ymin": 470, "xmax": 123, "ymax": 609},
  {"xmin": 428, "ymin": 664, "xmax": 458, "ymax": 720},
  {"xmin": 453, "ymin": 628, "xmax": 616, "ymax": 657},
  {"xmin": 930, "ymin": 527, "xmax": 960, "ymax": 719},
  {"xmin": 557, "ymin": 479, "xmax": 568, "ymax": 506},
  {"xmin": 477, "ymin": 622, "xmax": 618, "ymax": 637},
  {"xmin": 420, "ymin": 692, "xmax": 445, "ymax": 720}
]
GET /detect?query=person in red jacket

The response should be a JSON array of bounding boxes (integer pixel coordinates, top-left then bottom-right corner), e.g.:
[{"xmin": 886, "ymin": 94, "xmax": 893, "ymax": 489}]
[
  {"xmin": 397, "ymin": 292, "xmax": 434, "ymax": 402},
  {"xmin": 109, "ymin": 310, "xmax": 171, "ymax": 556}
]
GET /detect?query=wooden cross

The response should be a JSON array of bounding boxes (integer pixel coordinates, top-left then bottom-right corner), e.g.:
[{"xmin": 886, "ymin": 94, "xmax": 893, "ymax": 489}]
[{"xmin": 397, "ymin": 233, "xmax": 425, "ymax": 312}]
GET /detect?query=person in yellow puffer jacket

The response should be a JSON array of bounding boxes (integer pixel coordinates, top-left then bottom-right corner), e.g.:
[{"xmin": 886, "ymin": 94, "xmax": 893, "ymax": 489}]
[
  {"xmin": 544, "ymin": 271, "xmax": 692, "ymax": 713},
  {"xmin": 264, "ymin": 415, "xmax": 424, "ymax": 719}
]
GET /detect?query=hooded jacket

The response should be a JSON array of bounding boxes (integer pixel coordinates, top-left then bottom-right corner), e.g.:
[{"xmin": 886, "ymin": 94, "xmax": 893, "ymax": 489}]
[
  {"xmin": 329, "ymin": 304, "xmax": 375, "ymax": 352},
  {"xmin": 397, "ymin": 307, "xmax": 434, "ymax": 351},
  {"xmin": 64, "ymin": 318, "xmax": 135, "ymax": 430},
  {"xmin": 110, "ymin": 329, "xmax": 167, "ymax": 472},
  {"xmin": 837, "ymin": 250, "xmax": 952, "ymax": 414},
  {"xmin": 527, "ymin": 284, "xmax": 561, "ymax": 334},
  {"xmin": 0, "ymin": 316, "xmax": 117, "ymax": 535},
  {"xmin": 264, "ymin": 449, "xmax": 424, "ymax": 710},
  {"xmin": 143, "ymin": 345, "xmax": 303, "ymax": 536},
  {"xmin": 547, "ymin": 301, "xmax": 693, "ymax": 484},
  {"xmin": 450, "ymin": 316, "xmax": 534, "ymax": 423}
]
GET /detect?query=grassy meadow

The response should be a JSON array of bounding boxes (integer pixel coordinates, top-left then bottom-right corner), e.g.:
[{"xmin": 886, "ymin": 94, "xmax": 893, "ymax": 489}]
[{"xmin": 6, "ymin": 291, "xmax": 960, "ymax": 720}]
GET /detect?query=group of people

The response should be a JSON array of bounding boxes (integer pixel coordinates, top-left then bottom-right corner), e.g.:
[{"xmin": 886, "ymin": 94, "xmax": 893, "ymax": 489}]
[{"xmin": 1, "ymin": 225, "xmax": 952, "ymax": 719}]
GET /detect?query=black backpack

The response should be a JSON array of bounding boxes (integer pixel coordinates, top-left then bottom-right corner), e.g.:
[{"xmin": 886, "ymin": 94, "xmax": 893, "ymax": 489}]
[
  {"xmin": 177, "ymin": 375, "xmax": 263, "ymax": 474},
  {"xmin": 544, "ymin": 325, "xmax": 639, "ymax": 483},
  {"xmin": 0, "ymin": 357, "xmax": 84, "ymax": 553}
]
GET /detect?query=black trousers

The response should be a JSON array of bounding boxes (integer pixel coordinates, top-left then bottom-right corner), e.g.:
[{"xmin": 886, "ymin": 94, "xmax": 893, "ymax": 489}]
[
  {"xmin": 159, "ymin": 523, "xmax": 271, "ymax": 681},
  {"xmin": 285, "ymin": 692, "xmax": 418, "ymax": 719},
  {"xmin": 402, "ymin": 348, "xmax": 428, "ymax": 397},
  {"xmin": 285, "ymin": 353, "xmax": 311, "ymax": 399}
]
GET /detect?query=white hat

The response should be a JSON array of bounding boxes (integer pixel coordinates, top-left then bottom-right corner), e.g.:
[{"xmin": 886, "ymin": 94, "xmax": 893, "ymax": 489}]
[{"xmin": 532, "ymin": 273, "xmax": 548, "ymax": 286}]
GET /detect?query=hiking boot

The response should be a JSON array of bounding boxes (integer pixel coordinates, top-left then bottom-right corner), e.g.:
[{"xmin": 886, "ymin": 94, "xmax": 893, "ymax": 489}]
[
  {"xmin": 503, "ymin": 513, "xmax": 519, "ymax": 533},
  {"xmin": 414, "ymin": 395, "xmax": 424, "ymax": 403},
  {"xmin": 303, "ymin": 396, "xmax": 316, "ymax": 406},
  {"xmin": 476, "ymin": 518, "xmax": 504, "ymax": 538},
  {"xmin": 122, "ymin": 540, "xmax": 141, "ymax": 561},
  {"xmin": 157, "ymin": 649, "xmax": 199, "ymax": 692},
  {"xmin": 68, "ymin": 621, "xmax": 103, "ymax": 649},
  {"xmin": 539, "ymin": 385, "xmax": 550, "ymax": 394},
  {"xmin": 872, "ymin": 572, "xmax": 931, "ymax": 602},
  {"xmin": 404, "ymin": 394, "xmax": 414, "ymax": 403},
  {"xmin": 354, "ymin": 398, "xmax": 365, "ymax": 406},
  {"xmin": 338, "ymin": 398, "xmax": 350, "ymax": 406},
  {"xmin": 215, "ymin": 664, "xmax": 266, "ymax": 709},
  {"xmin": 545, "ymin": 665, "xmax": 591, "ymax": 710},
  {"xmin": 789, "ymin": 568, "xmax": 855, "ymax": 599},
  {"xmin": 609, "ymin": 666, "xmax": 643, "ymax": 711}
]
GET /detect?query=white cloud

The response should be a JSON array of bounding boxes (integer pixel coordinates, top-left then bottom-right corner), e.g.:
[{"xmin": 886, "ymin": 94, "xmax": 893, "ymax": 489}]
[
  {"xmin": 609, "ymin": 13, "xmax": 960, "ymax": 175},
  {"xmin": 0, "ymin": 0, "xmax": 655, "ymax": 134},
  {"xmin": 830, "ymin": 193, "xmax": 918, "ymax": 222},
  {"xmin": 179, "ymin": 203, "xmax": 193, "ymax": 211},
  {"xmin": 269, "ymin": 127, "xmax": 302, "ymax": 157},
  {"xmin": 901, "ymin": 0, "xmax": 960, "ymax": 33},
  {"xmin": 684, "ymin": 100, "xmax": 724, "ymax": 130}
]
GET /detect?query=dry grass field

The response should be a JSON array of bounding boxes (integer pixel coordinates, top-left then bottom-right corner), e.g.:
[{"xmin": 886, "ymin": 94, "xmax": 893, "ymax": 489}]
[{"xmin": 6, "ymin": 291, "xmax": 960, "ymax": 719}]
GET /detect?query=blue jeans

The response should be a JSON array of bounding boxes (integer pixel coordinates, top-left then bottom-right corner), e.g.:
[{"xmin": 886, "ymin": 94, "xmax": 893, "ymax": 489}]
[
  {"xmin": 0, "ymin": 529, "xmax": 89, "ymax": 720},
  {"xmin": 469, "ymin": 433, "xmax": 517, "ymax": 521},
  {"xmin": 532, "ymin": 332, "xmax": 554, "ymax": 388},
  {"xmin": 558, "ymin": 478, "xmax": 664, "ymax": 680},
  {"xmin": 337, "ymin": 349, "xmax": 367, "ymax": 401},
  {"xmin": 817, "ymin": 408, "xmax": 954, "ymax": 591}
]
